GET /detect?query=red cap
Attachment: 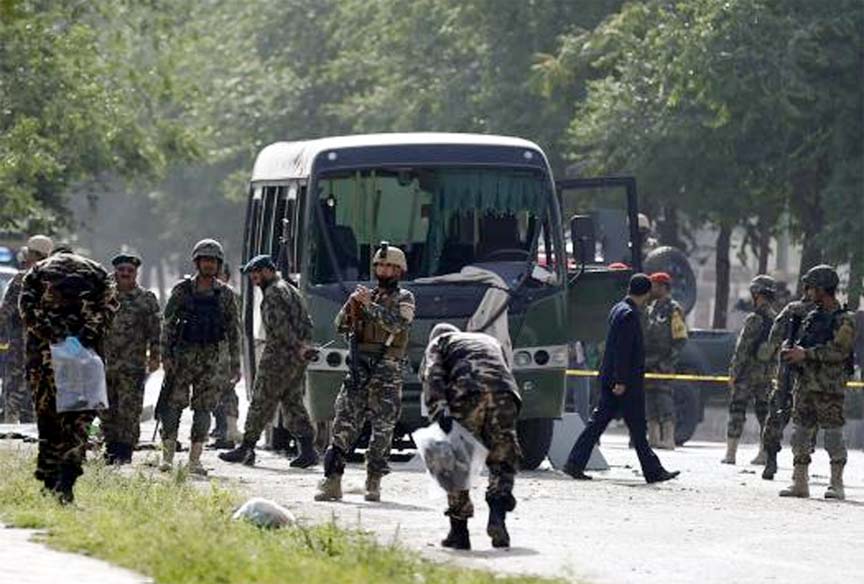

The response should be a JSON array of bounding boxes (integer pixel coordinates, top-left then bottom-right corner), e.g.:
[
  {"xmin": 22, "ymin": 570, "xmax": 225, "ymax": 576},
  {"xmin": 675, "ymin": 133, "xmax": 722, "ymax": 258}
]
[
  {"xmin": 650, "ymin": 272, "xmax": 671, "ymax": 284},
  {"xmin": 608, "ymin": 262, "xmax": 629, "ymax": 270}
]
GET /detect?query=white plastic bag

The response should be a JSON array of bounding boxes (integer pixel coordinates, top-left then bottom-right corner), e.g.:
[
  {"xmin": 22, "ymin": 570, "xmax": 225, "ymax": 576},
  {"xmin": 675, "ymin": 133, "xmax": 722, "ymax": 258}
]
[
  {"xmin": 412, "ymin": 420, "xmax": 488, "ymax": 495},
  {"xmin": 50, "ymin": 336, "xmax": 108, "ymax": 412},
  {"xmin": 232, "ymin": 497, "xmax": 296, "ymax": 529}
]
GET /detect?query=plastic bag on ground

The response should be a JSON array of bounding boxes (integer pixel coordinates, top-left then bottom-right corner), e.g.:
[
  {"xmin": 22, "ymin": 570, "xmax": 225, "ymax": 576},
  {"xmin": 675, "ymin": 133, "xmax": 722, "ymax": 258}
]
[
  {"xmin": 412, "ymin": 420, "xmax": 488, "ymax": 495},
  {"xmin": 232, "ymin": 497, "xmax": 296, "ymax": 529},
  {"xmin": 50, "ymin": 336, "xmax": 108, "ymax": 413}
]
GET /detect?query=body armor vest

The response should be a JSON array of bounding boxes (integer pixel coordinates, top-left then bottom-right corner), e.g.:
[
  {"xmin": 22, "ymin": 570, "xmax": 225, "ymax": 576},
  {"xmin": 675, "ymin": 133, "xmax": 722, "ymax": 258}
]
[{"xmin": 180, "ymin": 282, "xmax": 225, "ymax": 344}]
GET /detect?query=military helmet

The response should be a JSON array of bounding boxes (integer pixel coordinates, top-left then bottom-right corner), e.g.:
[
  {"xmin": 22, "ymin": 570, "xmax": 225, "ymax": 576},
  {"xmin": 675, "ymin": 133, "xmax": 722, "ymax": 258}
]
[
  {"xmin": 372, "ymin": 241, "xmax": 407, "ymax": 271},
  {"xmin": 802, "ymin": 264, "xmax": 839, "ymax": 290},
  {"xmin": 191, "ymin": 238, "xmax": 224, "ymax": 262},
  {"xmin": 749, "ymin": 275, "xmax": 776, "ymax": 297}
]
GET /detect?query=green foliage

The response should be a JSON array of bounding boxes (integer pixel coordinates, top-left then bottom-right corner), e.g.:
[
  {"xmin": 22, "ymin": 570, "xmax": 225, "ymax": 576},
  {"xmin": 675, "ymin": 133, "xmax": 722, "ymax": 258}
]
[{"xmin": 0, "ymin": 451, "xmax": 561, "ymax": 584}]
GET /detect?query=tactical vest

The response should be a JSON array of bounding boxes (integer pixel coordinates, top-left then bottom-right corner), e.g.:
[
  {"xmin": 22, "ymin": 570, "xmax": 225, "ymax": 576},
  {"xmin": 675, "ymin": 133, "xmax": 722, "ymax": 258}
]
[
  {"xmin": 800, "ymin": 307, "xmax": 855, "ymax": 375},
  {"xmin": 357, "ymin": 289, "xmax": 409, "ymax": 359},
  {"xmin": 180, "ymin": 281, "xmax": 226, "ymax": 345}
]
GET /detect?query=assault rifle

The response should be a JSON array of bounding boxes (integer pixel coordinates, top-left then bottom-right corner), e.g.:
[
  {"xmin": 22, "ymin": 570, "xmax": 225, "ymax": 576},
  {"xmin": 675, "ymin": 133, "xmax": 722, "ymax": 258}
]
[{"xmin": 778, "ymin": 314, "xmax": 803, "ymax": 406}]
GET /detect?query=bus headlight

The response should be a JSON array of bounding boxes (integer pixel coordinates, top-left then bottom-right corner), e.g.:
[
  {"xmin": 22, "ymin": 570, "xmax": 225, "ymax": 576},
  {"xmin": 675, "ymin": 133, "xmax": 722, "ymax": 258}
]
[
  {"xmin": 533, "ymin": 349, "xmax": 550, "ymax": 366},
  {"xmin": 326, "ymin": 351, "xmax": 342, "ymax": 368},
  {"xmin": 550, "ymin": 346, "xmax": 568, "ymax": 366},
  {"xmin": 514, "ymin": 351, "xmax": 532, "ymax": 368}
]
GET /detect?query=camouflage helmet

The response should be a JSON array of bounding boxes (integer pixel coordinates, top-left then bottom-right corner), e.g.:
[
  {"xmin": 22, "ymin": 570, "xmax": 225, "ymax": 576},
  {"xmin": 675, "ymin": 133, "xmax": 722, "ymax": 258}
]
[
  {"xmin": 191, "ymin": 238, "xmax": 224, "ymax": 262},
  {"xmin": 372, "ymin": 241, "xmax": 407, "ymax": 271},
  {"xmin": 749, "ymin": 275, "xmax": 776, "ymax": 297},
  {"xmin": 802, "ymin": 264, "xmax": 839, "ymax": 291}
]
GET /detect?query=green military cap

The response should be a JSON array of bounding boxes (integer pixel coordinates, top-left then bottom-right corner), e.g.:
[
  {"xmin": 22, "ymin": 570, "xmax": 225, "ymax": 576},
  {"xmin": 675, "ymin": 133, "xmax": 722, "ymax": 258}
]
[
  {"xmin": 802, "ymin": 264, "xmax": 839, "ymax": 290},
  {"xmin": 749, "ymin": 275, "xmax": 776, "ymax": 296},
  {"xmin": 111, "ymin": 253, "xmax": 142, "ymax": 267},
  {"xmin": 241, "ymin": 254, "xmax": 276, "ymax": 273}
]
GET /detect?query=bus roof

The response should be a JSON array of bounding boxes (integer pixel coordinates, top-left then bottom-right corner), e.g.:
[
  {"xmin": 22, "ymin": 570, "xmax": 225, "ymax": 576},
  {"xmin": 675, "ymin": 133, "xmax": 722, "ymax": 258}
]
[{"xmin": 250, "ymin": 132, "xmax": 544, "ymax": 183}]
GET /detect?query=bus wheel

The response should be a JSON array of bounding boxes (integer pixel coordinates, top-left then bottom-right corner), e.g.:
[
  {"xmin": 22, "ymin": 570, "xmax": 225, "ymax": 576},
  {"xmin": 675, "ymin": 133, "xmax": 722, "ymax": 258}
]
[
  {"xmin": 518, "ymin": 418, "xmax": 554, "ymax": 470},
  {"xmin": 674, "ymin": 385, "xmax": 702, "ymax": 446}
]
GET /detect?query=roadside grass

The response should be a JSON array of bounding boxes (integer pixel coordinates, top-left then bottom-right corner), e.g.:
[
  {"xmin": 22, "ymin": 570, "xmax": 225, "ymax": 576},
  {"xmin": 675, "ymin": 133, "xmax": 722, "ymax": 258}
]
[{"xmin": 0, "ymin": 450, "xmax": 561, "ymax": 584}]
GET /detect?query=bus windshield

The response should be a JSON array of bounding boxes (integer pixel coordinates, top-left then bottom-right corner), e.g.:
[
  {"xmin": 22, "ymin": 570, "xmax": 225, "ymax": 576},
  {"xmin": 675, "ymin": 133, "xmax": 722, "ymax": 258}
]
[{"xmin": 308, "ymin": 167, "xmax": 559, "ymax": 285}]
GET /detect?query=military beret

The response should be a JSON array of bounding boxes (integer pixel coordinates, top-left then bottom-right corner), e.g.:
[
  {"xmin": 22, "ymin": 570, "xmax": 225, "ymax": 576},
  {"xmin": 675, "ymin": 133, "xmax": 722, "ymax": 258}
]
[
  {"xmin": 649, "ymin": 272, "xmax": 671, "ymax": 284},
  {"xmin": 241, "ymin": 254, "xmax": 276, "ymax": 273},
  {"xmin": 112, "ymin": 253, "xmax": 142, "ymax": 267}
]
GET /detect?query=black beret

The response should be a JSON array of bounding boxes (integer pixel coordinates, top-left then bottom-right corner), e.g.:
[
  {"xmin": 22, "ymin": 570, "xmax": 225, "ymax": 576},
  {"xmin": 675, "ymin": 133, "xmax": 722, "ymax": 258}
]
[{"xmin": 112, "ymin": 253, "xmax": 142, "ymax": 267}]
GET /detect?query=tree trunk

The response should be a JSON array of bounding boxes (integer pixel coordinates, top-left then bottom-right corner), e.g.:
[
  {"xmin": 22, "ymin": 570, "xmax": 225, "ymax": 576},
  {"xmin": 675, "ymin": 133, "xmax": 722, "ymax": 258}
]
[
  {"xmin": 848, "ymin": 251, "xmax": 863, "ymax": 311},
  {"xmin": 757, "ymin": 216, "xmax": 771, "ymax": 274},
  {"xmin": 713, "ymin": 224, "xmax": 732, "ymax": 330},
  {"xmin": 156, "ymin": 260, "xmax": 167, "ymax": 308}
]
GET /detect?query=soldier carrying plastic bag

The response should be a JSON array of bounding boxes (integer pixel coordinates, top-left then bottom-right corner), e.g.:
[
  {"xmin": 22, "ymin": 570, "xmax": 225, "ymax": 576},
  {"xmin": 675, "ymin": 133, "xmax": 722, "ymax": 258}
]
[{"xmin": 417, "ymin": 324, "xmax": 522, "ymax": 551}]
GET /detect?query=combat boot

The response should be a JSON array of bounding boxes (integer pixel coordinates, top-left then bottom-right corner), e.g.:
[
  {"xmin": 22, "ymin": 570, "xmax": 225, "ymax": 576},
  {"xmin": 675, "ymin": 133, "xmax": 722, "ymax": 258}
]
[
  {"xmin": 647, "ymin": 421, "xmax": 661, "ymax": 448},
  {"xmin": 487, "ymin": 499, "xmax": 511, "ymax": 548},
  {"xmin": 364, "ymin": 473, "xmax": 382, "ymax": 502},
  {"xmin": 824, "ymin": 463, "xmax": 845, "ymax": 500},
  {"xmin": 290, "ymin": 436, "xmax": 319, "ymax": 469},
  {"xmin": 118, "ymin": 443, "xmax": 134, "ymax": 465},
  {"xmin": 660, "ymin": 420, "xmax": 676, "ymax": 450},
  {"xmin": 54, "ymin": 465, "xmax": 78, "ymax": 506},
  {"xmin": 441, "ymin": 518, "xmax": 471, "ymax": 550},
  {"xmin": 721, "ymin": 437, "xmax": 738, "ymax": 464},
  {"xmin": 762, "ymin": 450, "xmax": 778, "ymax": 480},
  {"xmin": 314, "ymin": 474, "xmax": 343, "ymax": 501},
  {"xmin": 159, "ymin": 439, "xmax": 176, "ymax": 472},
  {"xmin": 219, "ymin": 444, "xmax": 256, "ymax": 466},
  {"xmin": 750, "ymin": 446, "xmax": 767, "ymax": 465},
  {"xmin": 104, "ymin": 442, "xmax": 121, "ymax": 465},
  {"xmin": 187, "ymin": 442, "xmax": 208, "ymax": 476},
  {"xmin": 779, "ymin": 464, "xmax": 809, "ymax": 498}
]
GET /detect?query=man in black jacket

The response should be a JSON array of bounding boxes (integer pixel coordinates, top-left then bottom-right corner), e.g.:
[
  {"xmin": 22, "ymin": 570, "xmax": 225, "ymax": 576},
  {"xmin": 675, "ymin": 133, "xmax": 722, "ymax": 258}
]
[{"xmin": 563, "ymin": 273, "xmax": 679, "ymax": 483}]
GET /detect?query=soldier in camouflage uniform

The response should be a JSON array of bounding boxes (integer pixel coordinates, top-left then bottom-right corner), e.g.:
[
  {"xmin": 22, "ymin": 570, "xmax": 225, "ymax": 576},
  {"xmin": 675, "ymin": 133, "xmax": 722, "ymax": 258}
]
[
  {"xmin": 780, "ymin": 265, "xmax": 856, "ymax": 500},
  {"xmin": 158, "ymin": 239, "xmax": 240, "ymax": 475},
  {"xmin": 100, "ymin": 253, "xmax": 161, "ymax": 464},
  {"xmin": 0, "ymin": 236, "xmax": 53, "ymax": 423},
  {"xmin": 722, "ymin": 275, "xmax": 777, "ymax": 465},
  {"xmin": 644, "ymin": 272, "xmax": 688, "ymax": 450},
  {"xmin": 210, "ymin": 262, "xmax": 241, "ymax": 449},
  {"xmin": 220, "ymin": 254, "xmax": 318, "ymax": 468},
  {"xmin": 315, "ymin": 243, "xmax": 415, "ymax": 503},
  {"xmin": 420, "ymin": 323, "xmax": 521, "ymax": 550},
  {"xmin": 19, "ymin": 248, "xmax": 117, "ymax": 504},
  {"xmin": 757, "ymin": 292, "xmax": 815, "ymax": 480}
]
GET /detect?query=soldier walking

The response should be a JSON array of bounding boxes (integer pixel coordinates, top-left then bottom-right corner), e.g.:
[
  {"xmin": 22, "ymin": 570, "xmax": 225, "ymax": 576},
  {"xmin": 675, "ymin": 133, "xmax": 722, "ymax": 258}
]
[
  {"xmin": 0, "ymin": 235, "xmax": 53, "ymax": 423},
  {"xmin": 158, "ymin": 239, "xmax": 240, "ymax": 475},
  {"xmin": 220, "ymin": 254, "xmax": 318, "ymax": 468},
  {"xmin": 100, "ymin": 253, "xmax": 161, "ymax": 464},
  {"xmin": 19, "ymin": 247, "xmax": 117, "ymax": 503},
  {"xmin": 420, "ymin": 324, "xmax": 521, "ymax": 550},
  {"xmin": 315, "ymin": 243, "xmax": 415, "ymax": 503},
  {"xmin": 779, "ymin": 265, "xmax": 855, "ymax": 499},
  {"xmin": 758, "ymin": 292, "xmax": 815, "ymax": 480},
  {"xmin": 644, "ymin": 272, "xmax": 688, "ymax": 450},
  {"xmin": 722, "ymin": 275, "xmax": 777, "ymax": 465}
]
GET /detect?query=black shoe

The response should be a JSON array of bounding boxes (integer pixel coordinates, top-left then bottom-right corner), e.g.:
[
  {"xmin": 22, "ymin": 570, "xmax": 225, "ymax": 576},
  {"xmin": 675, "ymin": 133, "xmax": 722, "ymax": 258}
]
[
  {"xmin": 104, "ymin": 442, "xmax": 121, "ymax": 465},
  {"xmin": 441, "ymin": 517, "xmax": 471, "ymax": 550},
  {"xmin": 290, "ymin": 436, "xmax": 319, "ymax": 469},
  {"xmin": 762, "ymin": 452, "xmax": 777, "ymax": 480},
  {"xmin": 646, "ymin": 469, "xmax": 680, "ymax": 484},
  {"xmin": 487, "ymin": 501, "xmax": 511, "ymax": 548},
  {"xmin": 219, "ymin": 445, "xmax": 255, "ymax": 466},
  {"xmin": 208, "ymin": 438, "xmax": 236, "ymax": 450},
  {"xmin": 562, "ymin": 462, "xmax": 592, "ymax": 480}
]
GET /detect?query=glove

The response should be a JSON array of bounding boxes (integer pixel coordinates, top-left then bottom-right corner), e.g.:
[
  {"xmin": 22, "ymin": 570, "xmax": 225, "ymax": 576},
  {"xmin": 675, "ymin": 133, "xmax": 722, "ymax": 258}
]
[{"xmin": 435, "ymin": 406, "xmax": 454, "ymax": 434}]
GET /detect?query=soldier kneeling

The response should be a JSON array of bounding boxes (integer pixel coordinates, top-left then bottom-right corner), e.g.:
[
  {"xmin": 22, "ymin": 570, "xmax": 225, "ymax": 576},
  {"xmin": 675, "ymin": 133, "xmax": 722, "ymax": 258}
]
[{"xmin": 420, "ymin": 324, "xmax": 522, "ymax": 550}]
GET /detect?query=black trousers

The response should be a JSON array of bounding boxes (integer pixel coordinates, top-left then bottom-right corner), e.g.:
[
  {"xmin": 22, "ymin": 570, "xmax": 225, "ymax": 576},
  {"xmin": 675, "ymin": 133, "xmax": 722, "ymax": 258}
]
[{"xmin": 566, "ymin": 384, "xmax": 664, "ymax": 481}]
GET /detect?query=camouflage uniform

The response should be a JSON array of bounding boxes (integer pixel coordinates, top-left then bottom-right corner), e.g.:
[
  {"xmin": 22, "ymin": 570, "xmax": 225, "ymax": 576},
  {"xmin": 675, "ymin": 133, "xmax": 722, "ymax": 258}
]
[
  {"xmin": 644, "ymin": 296, "xmax": 688, "ymax": 424},
  {"xmin": 726, "ymin": 302, "xmax": 777, "ymax": 439},
  {"xmin": 240, "ymin": 275, "xmax": 314, "ymax": 447},
  {"xmin": 100, "ymin": 284, "xmax": 160, "ymax": 447},
  {"xmin": 324, "ymin": 286, "xmax": 415, "ymax": 478},
  {"xmin": 0, "ymin": 271, "xmax": 34, "ymax": 422},
  {"xmin": 160, "ymin": 276, "xmax": 240, "ymax": 444},
  {"xmin": 789, "ymin": 307, "xmax": 855, "ymax": 466},
  {"xmin": 19, "ymin": 253, "xmax": 116, "ymax": 496},
  {"xmin": 211, "ymin": 284, "xmax": 242, "ymax": 437},
  {"xmin": 421, "ymin": 330, "xmax": 522, "ymax": 521},
  {"xmin": 758, "ymin": 299, "xmax": 814, "ymax": 458}
]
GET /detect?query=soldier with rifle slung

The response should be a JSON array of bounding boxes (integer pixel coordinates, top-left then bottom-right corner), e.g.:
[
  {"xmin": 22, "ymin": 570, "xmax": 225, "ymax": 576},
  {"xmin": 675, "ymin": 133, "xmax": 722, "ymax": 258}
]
[
  {"xmin": 315, "ymin": 242, "xmax": 415, "ymax": 503},
  {"xmin": 757, "ymin": 289, "xmax": 815, "ymax": 480}
]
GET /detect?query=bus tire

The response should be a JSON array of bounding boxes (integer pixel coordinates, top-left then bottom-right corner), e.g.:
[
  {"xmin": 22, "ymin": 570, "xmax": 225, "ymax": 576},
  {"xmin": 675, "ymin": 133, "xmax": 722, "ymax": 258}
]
[
  {"xmin": 674, "ymin": 385, "xmax": 702, "ymax": 446},
  {"xmin": 518, "ymin": 418, "xmax": 554, "ymax": 470}
]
